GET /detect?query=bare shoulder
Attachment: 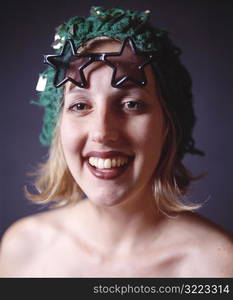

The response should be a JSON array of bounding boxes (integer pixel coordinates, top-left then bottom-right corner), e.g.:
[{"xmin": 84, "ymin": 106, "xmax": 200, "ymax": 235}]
[
  {"xmin": 172, "ymin": 212, "xmax": 233, "ymax": 277},
  {"xmin": 0, "ymin": 208, "xmax": 64, "ymax": 277}
]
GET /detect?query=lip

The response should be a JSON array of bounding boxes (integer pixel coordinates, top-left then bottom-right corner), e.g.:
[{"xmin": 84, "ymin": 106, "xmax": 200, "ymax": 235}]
[
  {"xmin": 84, "ymin": 151, "xmax": 133, "ymax": 159},
  {"xmin": 84, "ymin": 151, "xmax": 134, "ymax": 180},
  {"xmin": 86, "ymin": 159, "xmax": 133, "ymax": 180}
]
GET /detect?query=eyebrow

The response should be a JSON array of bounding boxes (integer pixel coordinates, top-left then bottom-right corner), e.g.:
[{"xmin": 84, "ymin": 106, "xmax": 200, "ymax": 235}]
[{"xmin": 66, "ymin": 84, "xmax": 151, "ymax": 98}]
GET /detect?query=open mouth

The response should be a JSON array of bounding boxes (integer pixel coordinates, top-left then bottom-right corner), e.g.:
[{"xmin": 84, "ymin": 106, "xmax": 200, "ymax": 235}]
[{"xmin": 86, "ymin": 156, "xmax": 134, "ymax": 180}]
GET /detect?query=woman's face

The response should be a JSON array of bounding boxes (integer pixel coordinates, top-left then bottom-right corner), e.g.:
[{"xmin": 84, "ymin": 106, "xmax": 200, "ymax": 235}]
[{"xmin": 60, "ymin": 41, "xmax": 167, "ymax": 207}]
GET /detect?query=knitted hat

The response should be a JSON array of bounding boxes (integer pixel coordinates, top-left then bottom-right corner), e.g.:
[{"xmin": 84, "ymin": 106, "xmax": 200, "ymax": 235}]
[{"xmin": 33, "ymin": 6, "xmax": 204, "ymax": 160}]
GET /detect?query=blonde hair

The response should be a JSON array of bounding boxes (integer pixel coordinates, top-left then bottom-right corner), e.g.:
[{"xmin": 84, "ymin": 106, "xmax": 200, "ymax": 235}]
[{"xmin": 26, "ymin": 37, "xmax": 203, "ymax": 212}]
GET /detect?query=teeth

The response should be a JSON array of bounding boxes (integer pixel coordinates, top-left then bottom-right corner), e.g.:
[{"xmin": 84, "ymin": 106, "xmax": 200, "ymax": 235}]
[
  {"xmin": 112, "ymin": 158, "xmax": 117, "ymax": 167},
  {"xmin": 88, "ymin": 157, "xmax": 129, "ymax": 169},
  {"xmin": 117, "ymin": 158, "xmax": 121, "ymax": 167},
  {"xmin": 97, "ymin": 159, "xmax": 104, "ymax": 169},
  {"xmin": 104, "ymin": 159, "xmax": 111, "ymax": 169}
]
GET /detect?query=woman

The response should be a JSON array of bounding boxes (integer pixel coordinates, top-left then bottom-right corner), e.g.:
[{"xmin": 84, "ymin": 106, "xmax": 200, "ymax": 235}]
[{"xmin": 0, "ymin": 6, "xmax": 232, "ymax": 277}]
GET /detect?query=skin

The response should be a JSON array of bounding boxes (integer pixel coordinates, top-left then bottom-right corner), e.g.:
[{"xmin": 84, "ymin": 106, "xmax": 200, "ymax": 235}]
[{"xmin": 0, "ymin": 42, "xmax": 232, "ymax": 277}]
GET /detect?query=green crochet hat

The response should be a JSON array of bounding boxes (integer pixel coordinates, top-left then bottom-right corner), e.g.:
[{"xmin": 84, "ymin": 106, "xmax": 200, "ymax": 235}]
[{"xmin": 33, "ymin": 6, "xmax": 204, "ymax": 160}]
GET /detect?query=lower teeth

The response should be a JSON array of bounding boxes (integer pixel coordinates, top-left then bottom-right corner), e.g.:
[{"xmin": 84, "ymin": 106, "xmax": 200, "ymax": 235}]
[
  {"xmin": 94, "ymin": 166, "xmax": 124, "ymax": 170},
  {"xmin": 91, "ymin": 163, "xmax": 127, "ymax": 170}
]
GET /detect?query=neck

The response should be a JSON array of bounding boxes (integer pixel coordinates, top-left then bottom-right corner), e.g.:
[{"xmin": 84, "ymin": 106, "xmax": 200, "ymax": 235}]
[{"xmin": 73, "ymin": 188, "xmax": 165, "ymax": 256}]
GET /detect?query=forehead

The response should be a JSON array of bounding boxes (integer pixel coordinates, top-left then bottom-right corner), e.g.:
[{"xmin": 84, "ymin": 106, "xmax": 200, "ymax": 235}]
[
  {"xmin": 66, "ymin": 65, "xmax": 156, "ymax": 97},
  {"xmin": 81, "ymin": 38, "xmax": 121, "ymax": 52}
]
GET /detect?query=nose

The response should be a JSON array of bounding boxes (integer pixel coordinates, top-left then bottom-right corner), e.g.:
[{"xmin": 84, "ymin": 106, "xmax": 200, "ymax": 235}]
[{"xmin": 90, "ymin": 108, "xmax": 119, "ymax": 144}]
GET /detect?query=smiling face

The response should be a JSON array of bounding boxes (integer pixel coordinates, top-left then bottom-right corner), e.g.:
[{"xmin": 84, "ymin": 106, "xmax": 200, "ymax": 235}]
[{"xmin": 60, "ymin": 41, "xmax": 167, "ymax": 208}]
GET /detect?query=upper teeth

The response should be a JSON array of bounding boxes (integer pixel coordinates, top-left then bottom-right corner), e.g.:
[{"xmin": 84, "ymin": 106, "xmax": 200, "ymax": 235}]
[{"xmin": 88, "ymin": 157, "xmax": 128, "ymax": 169}]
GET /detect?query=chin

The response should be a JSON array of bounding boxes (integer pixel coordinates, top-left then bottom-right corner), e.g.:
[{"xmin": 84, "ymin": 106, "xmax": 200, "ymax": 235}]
[{"xmin": 84, "ymin": 188, "xmax": 132, "ymax": 208}]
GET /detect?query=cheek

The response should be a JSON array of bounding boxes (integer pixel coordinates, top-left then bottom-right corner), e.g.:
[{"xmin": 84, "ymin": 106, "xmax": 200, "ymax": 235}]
[
  {"xmin": 127, "ymin": 114, "xmax": 165, "ymax": 150},
  {"xmin": 60, "ymin": 116, "xmax": 84, "ymax": 155}
]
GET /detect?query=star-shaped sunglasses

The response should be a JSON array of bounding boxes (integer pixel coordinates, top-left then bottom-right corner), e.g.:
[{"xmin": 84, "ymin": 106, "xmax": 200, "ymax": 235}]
[{"xmin": 44, "ymin": 37, "xmax": 155, "ymax": 89}]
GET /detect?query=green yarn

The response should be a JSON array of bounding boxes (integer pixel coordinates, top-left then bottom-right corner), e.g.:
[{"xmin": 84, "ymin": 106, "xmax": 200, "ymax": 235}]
[
  {"xmin": 32, "ymin": 68, "xmax": 63, "ymax": 146},
  {"xmin": 33, "ymin": 6, "xmax": 204, "ymax": 159}
]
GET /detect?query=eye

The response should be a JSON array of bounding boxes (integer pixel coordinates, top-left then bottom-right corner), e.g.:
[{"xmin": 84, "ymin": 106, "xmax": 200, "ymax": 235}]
[
  {"xmin": 69, "ymin": 102, "xmax": 90, "ymax": 111},
  {"xmin": 122, "ymin": 100, "xmax": 145, "ymax": 111}
]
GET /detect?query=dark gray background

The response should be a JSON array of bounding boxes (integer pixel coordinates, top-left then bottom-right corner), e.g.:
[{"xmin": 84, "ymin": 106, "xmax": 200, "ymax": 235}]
[{"xmin": 0, "ymin": 0, "xmax": 232, "ymax": 238}]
